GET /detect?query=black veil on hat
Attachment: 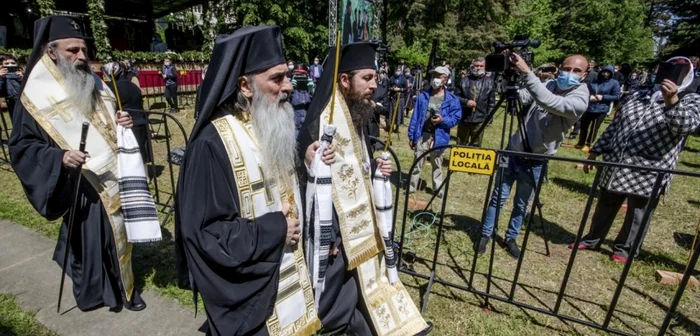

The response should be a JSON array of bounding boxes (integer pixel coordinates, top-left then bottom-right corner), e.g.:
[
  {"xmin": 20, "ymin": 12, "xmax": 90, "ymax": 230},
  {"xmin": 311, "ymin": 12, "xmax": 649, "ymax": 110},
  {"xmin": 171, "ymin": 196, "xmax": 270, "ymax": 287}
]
[
  {"xmin": 297, "ymin": 41, "xmax": 378, "ymax": 162},
  {"xmin": 189, "ymin": 25, "xmax": 286, "ymax": 141},
  {"xmin": 20, "ymin": 15, "xmax": 91, "ymax": 93}
]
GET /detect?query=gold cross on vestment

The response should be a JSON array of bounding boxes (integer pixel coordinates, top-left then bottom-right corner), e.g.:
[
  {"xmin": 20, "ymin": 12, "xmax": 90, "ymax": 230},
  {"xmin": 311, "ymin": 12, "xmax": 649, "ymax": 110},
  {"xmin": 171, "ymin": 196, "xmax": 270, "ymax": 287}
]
[
  {"xmin": 46, "ymin": 96, "xmax": 74, "ymax": 122},
  {"xmin": 250, "ymin": 165, "xmax": 277, "ymax": 206}
]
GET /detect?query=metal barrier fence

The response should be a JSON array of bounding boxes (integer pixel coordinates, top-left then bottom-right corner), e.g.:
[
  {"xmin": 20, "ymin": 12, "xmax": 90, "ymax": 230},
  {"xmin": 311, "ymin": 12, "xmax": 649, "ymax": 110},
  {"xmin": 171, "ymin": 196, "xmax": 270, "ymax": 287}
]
[
  {"xmin": 396, "ymin": 144, "xmax": 700, "ymax": 336},
  {"xmin": 0, "ymin": 104, "xmax": 187, "ymax": 226},
  {"xmin": 2, "ymin": 98, "xmax": 698, "ymax": 334},
  {"xmin": 0, "ymin": 102, "xmax": 12, "ymax": 164}
]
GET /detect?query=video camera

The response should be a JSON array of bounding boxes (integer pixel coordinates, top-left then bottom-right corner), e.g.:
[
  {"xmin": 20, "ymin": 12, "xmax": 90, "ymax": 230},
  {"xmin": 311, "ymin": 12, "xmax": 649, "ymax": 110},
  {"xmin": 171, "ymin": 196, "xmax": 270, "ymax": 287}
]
[
  {"xmin": 485, "ymin": 34, "xmax": 541, "ymax": 73},
  {"xmin": 369, "ymin": 38, "xmax": 389, "ymax": 57}
]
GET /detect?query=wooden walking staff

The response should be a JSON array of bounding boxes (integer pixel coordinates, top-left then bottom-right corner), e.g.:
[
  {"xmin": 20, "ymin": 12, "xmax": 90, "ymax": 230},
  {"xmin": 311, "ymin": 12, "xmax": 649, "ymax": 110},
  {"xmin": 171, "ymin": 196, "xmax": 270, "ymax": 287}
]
[
  {"xmin": 656, "ymin": 219, "xmax": 700, "ymax": 289},
  {"xmin": 328, "ymin": 31, "xmax": 342, "ymax": 124},
  {"xmin": 57, "ymin": 122, "xmax": 90, "ymax": 313},
  {"xmin": 110, "ymin": 72, "xmax": 124, "ymax": 111},
  {"xmin": 384, "ymin": 92, "xmax": 401, "ymax": 150}
]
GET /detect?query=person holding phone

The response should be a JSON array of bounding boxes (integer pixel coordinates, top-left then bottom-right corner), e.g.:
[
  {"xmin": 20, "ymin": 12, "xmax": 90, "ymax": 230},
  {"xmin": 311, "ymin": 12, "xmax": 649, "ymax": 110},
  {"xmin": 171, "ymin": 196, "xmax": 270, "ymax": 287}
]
[
  {"xmin": 0, "ymin": 55, "xmax": 24, "ymax": 118},
  {"xmin": 407, "ymin": 66, "xmax": 462, "ymax": 198},
  {"xmin": 576, "ymin": 57, "xmax": 700, "ymax": 264}
]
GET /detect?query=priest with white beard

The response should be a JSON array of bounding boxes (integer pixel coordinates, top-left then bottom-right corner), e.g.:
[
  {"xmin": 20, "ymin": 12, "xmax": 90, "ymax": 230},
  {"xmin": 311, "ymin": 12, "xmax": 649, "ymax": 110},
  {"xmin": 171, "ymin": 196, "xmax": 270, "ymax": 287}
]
[
  {"xmin": 10, "ymin": 16, "xmax": 161, "ymax": 312},
  {"xmin": 175, "ymin": 26, "xmax": 335, "ymax": 336}
]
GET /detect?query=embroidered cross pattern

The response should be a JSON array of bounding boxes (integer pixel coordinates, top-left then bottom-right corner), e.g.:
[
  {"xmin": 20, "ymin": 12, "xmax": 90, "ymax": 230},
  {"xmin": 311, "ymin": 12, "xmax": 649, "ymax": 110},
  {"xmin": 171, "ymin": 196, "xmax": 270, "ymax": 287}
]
[
  {"xmin": 46, "ymin": 96, "xmax": 74, "ymax": 122},
  {"xmin": 250, "ymin": 166, "xmax": 277, "ymax": 205}
]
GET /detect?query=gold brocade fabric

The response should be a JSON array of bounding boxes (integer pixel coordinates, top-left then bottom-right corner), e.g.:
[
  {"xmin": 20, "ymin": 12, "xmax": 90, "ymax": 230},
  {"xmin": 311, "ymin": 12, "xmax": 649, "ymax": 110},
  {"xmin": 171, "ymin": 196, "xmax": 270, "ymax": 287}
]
[
  {"xmin": 316, "ymin": 90, "xmax": 429, "ymax": 336},
  {"xmin": 212, "ymin": 113, "xmax": 320, "ymax": 336},
  {"xmin": 19, "ymin": 54, "xmax": 133, "ymax": 301}
]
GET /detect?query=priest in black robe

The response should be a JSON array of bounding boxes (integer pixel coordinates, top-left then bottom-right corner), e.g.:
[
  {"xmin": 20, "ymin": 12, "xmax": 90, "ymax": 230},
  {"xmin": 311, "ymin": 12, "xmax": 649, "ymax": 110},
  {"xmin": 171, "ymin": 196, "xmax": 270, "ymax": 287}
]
[
  {"xmin": 175, "ymin": 26, "xmax": 334, "ymax": 336},
  {"xmin": 298, "ymin": 43, "xmax": 432, "ymax": 336},
  {"xmin": 9, "ymin": 16, "xmax": 146, "ymax": 312},
  {"xmin": 297, "ymin": 43, "xmax": 381, "ymax": 336}
]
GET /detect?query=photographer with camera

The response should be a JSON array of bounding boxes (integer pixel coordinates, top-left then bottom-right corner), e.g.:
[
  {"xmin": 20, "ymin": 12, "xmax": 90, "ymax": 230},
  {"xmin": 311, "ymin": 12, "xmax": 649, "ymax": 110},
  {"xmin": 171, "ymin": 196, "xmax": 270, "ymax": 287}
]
[
  {"xmin": 477, "ymin": 53, "xmax": 589, "ymax": 258},
  {"xmin": 575, "ymin": 57, "xmax": 700, "ymax": 264},
  {"xmin": 0, "ymin": 55, "xmax": 24, "ymax": 119},
  {"xmin": 407, "ymin": 66, "xmax": 462, "ymax": 197}
]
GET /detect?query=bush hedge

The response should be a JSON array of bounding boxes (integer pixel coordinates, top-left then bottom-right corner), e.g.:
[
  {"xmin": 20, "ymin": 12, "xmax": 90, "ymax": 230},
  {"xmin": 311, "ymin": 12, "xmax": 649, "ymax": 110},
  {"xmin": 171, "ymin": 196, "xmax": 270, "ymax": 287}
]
[{"xmin": 0, "ymin": 48, "xmax": 210, "ymax": 64}]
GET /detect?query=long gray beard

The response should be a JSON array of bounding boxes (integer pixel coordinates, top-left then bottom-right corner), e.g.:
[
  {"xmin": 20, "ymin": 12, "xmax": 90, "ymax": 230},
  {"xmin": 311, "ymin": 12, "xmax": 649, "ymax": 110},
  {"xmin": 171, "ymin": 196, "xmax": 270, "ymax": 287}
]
[
  {"xmin": 56, "ymin": 54, "xmax": 97, "ymax": 117},
  {"xmin": 250, "ymin": 91, "xmax": 298, "ymax": 188}
]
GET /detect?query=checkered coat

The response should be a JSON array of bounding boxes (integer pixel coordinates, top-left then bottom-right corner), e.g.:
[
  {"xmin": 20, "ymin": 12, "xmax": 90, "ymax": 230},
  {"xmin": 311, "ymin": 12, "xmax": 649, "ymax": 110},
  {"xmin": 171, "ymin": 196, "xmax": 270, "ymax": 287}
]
[{"xmin": 591, "ymin": 91, "xmax": 700, "ymax": 197}]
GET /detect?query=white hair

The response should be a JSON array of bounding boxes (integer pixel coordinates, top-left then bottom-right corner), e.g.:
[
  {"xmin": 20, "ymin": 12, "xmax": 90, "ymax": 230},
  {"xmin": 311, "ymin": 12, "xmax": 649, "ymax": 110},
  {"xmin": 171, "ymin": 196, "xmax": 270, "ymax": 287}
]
[
  {"xmin": 53, "ymin": 49, "xmax": 97, "ymax": 118},
  {"xmin": 248, "ymin": 80, "xmax": 297, "ymax": 189}
]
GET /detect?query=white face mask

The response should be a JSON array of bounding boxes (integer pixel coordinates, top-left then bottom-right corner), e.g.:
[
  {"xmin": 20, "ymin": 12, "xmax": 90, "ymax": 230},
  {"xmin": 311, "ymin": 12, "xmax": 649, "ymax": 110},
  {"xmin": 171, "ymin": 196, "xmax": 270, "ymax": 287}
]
[
  {"xmin": 431, "ymin": 78, "xmax": 444, "ymax": 89},
  {"xmin": 164, "ymin": 61, "xmax": 171, "ymax": 66},
  {"xmin": 288, "ymin": 64, "xmax": 294, "ymax": 70},
  {"xmin": 314, "ymin": 60, "xmax": 319, "ymax": 65}
]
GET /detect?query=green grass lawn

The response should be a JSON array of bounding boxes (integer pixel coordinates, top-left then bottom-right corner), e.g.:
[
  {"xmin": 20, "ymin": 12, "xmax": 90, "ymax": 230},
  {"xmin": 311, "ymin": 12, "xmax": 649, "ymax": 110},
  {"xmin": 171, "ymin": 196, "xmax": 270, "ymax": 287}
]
[
  {"xmin": 0, "ymin": 294, "xmax": 57, "ymax": 336},
  {"xmin": 0, "ymin": 96, "xmax": 699, "ymax": 335}
]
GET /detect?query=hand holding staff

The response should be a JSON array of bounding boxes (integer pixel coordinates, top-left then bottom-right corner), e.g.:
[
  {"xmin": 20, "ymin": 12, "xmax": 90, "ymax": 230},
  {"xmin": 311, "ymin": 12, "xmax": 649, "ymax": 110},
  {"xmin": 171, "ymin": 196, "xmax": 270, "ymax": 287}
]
[{"xmin": 57, "ymin": 122, "xmax": 89, "ymax": 314}]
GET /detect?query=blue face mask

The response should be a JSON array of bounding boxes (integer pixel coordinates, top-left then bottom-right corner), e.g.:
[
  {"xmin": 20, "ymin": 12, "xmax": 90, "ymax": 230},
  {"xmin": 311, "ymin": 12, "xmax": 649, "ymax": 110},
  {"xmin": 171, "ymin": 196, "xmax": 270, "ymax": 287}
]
[
  {"xmin": 556, "ymin": 71, "xmax": 580, "ymax": 90},
  {"xmin": 649, "ymin": 74, "xmax": 656, "ymax": 83}
]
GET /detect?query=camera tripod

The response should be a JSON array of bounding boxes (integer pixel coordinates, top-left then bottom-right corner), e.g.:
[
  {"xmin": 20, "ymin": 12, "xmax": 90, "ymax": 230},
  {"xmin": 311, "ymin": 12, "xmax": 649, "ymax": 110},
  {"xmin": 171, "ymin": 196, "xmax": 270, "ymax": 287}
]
[{"xmin": 470, "ymin": 69, "xmax": 552, "ymax": 257}]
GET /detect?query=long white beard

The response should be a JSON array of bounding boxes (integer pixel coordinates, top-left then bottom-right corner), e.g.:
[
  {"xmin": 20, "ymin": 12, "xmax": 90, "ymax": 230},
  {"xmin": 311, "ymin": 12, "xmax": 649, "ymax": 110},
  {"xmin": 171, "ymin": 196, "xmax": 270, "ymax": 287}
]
[
  {"xmin": 250, "ymin": 91, "xmax": 298, "ymax": 188},
  {"xmin": 56, "ymin": 54, "xmax": 97, "ymax": 118}
]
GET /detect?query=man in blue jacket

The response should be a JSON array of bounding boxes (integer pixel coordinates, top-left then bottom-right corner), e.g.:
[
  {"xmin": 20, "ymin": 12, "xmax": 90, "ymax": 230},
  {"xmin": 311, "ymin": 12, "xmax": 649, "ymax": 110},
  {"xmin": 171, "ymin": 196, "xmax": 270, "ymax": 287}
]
[
  {"xmin": 575, "ymin": 65, "xmax": 621, "ymax": 150},
  {"xmin": 408, "ymin": 66, "xmax": 462, "ymax": 198}
]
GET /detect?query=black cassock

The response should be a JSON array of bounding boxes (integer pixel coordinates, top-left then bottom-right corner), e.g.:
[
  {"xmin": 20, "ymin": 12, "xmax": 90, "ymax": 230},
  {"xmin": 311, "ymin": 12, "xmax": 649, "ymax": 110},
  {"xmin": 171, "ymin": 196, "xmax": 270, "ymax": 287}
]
[
  {"xmin": 297, "ymin": 113, "xmax": 374, "ymax": 336},
  {"xmin": 175, "ymin": 123, "xmax": 288, "ymax": 336},
  {"xmin": 9, "ymin": 104, "xmax": 142, "ymax": 311}
]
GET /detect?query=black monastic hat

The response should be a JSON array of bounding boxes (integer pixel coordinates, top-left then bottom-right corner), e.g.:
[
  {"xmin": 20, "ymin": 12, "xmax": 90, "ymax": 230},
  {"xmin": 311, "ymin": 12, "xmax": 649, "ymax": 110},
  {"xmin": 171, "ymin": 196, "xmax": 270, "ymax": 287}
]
[
  {"xmin": 19, "ymin": 15, "xmax": 91, "ymax": 94},
  {"xmin": 296, "ymin": 41, "xmax": 378, "ymax": 183},
  {"xmin": 189, "ymin": 25, "xmax": 286, "ymax": 141},
  {"xmin": 337, "ymin": 42, "xmax": 378, "ymax": 73}
]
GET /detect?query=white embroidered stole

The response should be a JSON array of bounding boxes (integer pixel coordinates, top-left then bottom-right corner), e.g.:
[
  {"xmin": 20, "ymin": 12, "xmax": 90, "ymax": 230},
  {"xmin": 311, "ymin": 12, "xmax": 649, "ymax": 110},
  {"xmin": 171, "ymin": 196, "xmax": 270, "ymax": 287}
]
[
  {"xmin": 317, "ymin": 91, "xmax": 428, "ymax": 336},
  {"xmin": 211, "ymin": 114, "xmax": 320, "ymax": 336},
  {"xmin": 20, "ymin": 54, "xmax": 133, "ymax": 301},
  {"xmin": 316, "ymin": 89, "xmax": 382, "ymax": 269}
]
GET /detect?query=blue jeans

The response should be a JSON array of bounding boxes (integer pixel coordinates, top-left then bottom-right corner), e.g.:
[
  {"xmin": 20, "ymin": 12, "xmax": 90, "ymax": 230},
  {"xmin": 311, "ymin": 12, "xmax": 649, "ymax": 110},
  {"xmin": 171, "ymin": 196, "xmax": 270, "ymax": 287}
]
[{"xmin": 481, "ymin": 156, "xmax": 543, "ymax": 240}]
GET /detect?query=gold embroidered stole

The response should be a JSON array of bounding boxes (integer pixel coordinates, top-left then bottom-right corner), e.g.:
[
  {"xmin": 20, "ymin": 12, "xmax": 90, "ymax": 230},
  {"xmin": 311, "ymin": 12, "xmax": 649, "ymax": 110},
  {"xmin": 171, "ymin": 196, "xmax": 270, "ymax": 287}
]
[
  {"xmin": 211, "ymin": 114, "xmax": 320, "ymax": 336},
  {"xmin": 317, "ymin": 89, "xmax": 383, "ymax": 269},
  {"xmin": 317, "ymin": 91, "xmax": 429, "ymax": 336},
  {"xmin": 20, "ymin": 54, "xmax": 133, "ymax": 301}
]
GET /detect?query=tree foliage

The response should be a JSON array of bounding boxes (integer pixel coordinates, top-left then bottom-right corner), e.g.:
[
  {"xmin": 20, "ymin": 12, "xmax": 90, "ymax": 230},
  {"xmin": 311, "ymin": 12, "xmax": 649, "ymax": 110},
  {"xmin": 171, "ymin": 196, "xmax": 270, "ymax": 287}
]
[
  {"xmin": 653, "ymin": 0, "xmax": 700, "ymax": 58},
  {"xmin": 87, "ymin": 0, "xmax": 112, "ymax": 61},
  {"xmin": 384, "ymin": 0, "xmax": 656, "ymax": 69},
  {"xmin": 183, "ymin": 0, "xmax": 691, "ymax": 69},
  {"xmin": 36, "ymin": 0, "xmax": 55, "ymax": 17},
  {"xmin": 232, "ymin": 0, "xmax": 328, "ymax": 62},
  {"xmin": 552, "ymin": 0, "xmax": 654, "ymax": 65}
]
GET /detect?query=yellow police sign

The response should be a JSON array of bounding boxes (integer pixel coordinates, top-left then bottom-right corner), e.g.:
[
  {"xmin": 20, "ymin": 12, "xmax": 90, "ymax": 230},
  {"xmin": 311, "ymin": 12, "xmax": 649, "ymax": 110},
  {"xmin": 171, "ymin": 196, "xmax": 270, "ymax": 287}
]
[{"xmin": 449, "ymin": 147, "xmax": 497, "ymax": 175}]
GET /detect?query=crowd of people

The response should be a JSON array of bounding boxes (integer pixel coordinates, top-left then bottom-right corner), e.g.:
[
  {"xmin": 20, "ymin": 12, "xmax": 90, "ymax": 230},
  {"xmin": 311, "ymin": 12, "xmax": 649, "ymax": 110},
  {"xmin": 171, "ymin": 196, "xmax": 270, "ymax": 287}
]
[{"xmin": 1, "ymin": 13, "xmax": 699, "ymax": 336}]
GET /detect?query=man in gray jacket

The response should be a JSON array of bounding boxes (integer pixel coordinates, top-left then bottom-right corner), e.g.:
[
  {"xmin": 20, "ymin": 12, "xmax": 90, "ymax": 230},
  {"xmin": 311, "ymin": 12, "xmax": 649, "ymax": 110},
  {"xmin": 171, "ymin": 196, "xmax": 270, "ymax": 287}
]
[{"xmin": 478, "ymin": 53, "xmax": 590, "ymax": 258}]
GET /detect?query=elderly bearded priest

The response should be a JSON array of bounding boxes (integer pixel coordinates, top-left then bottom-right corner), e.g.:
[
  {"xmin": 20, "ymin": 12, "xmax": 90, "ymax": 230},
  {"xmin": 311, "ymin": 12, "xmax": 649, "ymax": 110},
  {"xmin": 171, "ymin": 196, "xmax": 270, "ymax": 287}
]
[
  {"xmin": 9, "ymin": 16, "xmax": 162, "ymax": 312},
  {"xmin": 175, "ymin": 26, "xmax": 337, "ymax": 336},
  {"xmin": 297, "ymin": 42, "xmax": 432, "ymax": 336}
]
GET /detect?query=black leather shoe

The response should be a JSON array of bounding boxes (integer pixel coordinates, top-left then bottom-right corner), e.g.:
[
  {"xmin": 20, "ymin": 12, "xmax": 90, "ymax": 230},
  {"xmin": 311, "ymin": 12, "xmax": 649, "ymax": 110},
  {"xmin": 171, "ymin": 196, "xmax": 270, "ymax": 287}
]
[
  {"xmin": 477, "ymin": 236, "xmax": 490, "ymax": 256},
  {"xmin": 505, "ymin": 239, "xmax": 521, "ymax": 259},
  {"xmin": 124, "ymin": 300, "xmax": 147, "ymax": 312}
]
